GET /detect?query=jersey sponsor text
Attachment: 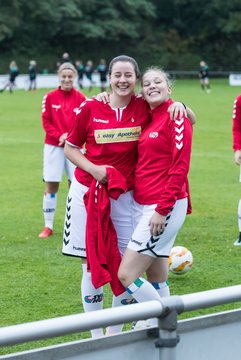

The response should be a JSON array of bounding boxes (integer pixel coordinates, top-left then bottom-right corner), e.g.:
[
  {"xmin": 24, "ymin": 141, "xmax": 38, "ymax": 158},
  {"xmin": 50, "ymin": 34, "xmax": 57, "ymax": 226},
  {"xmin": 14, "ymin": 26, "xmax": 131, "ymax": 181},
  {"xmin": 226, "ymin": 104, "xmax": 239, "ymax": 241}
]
[{"xmin": 95, "ymin": 126, "xmax": 141, "ymax": 143}]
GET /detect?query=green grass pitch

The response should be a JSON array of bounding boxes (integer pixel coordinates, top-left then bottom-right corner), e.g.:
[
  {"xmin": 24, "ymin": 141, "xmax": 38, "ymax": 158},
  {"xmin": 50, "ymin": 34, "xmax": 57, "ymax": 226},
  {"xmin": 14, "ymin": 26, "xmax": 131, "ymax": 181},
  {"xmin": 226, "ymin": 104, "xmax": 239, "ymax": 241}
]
[{"xmin": 0, "ymin": 79, "xmax": 241, "ymax": 354}]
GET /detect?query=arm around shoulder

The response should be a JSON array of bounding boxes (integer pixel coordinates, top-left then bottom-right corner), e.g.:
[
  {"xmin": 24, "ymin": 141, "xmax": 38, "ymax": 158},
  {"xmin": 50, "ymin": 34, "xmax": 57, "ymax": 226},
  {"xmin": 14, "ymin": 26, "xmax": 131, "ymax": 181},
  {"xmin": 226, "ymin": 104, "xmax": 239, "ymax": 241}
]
[
  {"xmin": 186, "ymin": 106, "xmax": 196, "ymax": 125},
  {"xmin": 234, "ymin": 150, "xmax": 241, "ymax": 165}
]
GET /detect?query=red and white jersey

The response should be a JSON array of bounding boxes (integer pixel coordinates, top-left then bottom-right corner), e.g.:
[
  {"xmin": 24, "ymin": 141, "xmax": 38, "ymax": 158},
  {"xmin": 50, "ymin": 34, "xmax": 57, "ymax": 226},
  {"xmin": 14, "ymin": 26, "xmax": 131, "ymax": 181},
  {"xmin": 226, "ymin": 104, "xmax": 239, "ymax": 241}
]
[
  {"xmin": 134, "ymin": 98, "xmax": 193, "ymax": 216},
  {"xmin": 42, "ymin": 87, "xmax": 86, "ymax": 147},
  {"xmin": 66, "ymin": 96, "xmax": 150, "ymax": 189},
  {"xmin": 232, "ymin": 95, "xmax": 241, "ymax": 151}
]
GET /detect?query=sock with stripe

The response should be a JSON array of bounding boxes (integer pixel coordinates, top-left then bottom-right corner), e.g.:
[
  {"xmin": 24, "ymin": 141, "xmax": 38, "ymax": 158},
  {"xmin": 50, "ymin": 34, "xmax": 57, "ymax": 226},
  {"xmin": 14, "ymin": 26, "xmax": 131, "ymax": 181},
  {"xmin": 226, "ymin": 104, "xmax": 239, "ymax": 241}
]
[
  {"xmin": 148, "ymin": 281, "xmax": 170, "ymax": 326},
  {"xmin": 43, "ymin": 192, "xmax": 57, "ymax": 229},
  {"xmin": 106, "ymin": 291, "xmax": 136, "ymax": 335},
  {"xmin": 81, "ymin": 264, "xmax": 104, "ymax": 338},
  {"xmin": 126, "ymin": 277, "xmax": 161, "ymax": 302},
  {"xmin": 151, "ymin": 281, "xmax": 170, "ymax": 297},
  {"xmin": 126, "ymin": 278, "xmax": 161, "ymax": 328}
]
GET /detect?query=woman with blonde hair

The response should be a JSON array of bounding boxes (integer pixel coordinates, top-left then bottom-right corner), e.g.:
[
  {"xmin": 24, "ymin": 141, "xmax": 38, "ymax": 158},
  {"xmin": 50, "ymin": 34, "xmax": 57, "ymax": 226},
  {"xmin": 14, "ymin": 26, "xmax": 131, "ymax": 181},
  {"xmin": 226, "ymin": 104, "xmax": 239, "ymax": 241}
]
[
  {"xmin": 38, "ymin": 62, "xmax": 86, "ymax": 238},
  {"xmin": 118, "ymin": 67, "xmax": 193, "ymax": 316}
]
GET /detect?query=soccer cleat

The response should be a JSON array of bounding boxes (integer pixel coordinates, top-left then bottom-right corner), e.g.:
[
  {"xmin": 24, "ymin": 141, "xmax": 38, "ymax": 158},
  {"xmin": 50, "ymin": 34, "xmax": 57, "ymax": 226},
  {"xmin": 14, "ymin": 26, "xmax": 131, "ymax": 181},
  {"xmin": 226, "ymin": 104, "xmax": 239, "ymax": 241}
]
[
  {"xmin": 131, "ymin": 320, "xmax": 150, "ymax": 330},
  {"xmin": 234, "ymin": 238, "xmax": 241, "ymax": 246},
  {"xmin": 131, "ymin": 320, "xmax": 145, "ymax": 330},
  {"xmin": 38, "ymin": 227, "xmax": 53, "ymax": 238},
  {"xmin": 132, "ymin": 318, "xmax": 158, "ymax": 330}
]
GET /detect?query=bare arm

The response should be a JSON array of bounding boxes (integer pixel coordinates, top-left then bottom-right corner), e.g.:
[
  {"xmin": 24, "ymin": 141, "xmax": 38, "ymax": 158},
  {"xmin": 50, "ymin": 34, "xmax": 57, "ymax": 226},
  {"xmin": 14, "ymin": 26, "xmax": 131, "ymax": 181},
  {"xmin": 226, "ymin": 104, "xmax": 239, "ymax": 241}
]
[
  {"xmin": 64, "ymin": 143, "xmax": 110, "ymax": 184},
  {"xmin": 168, "ymin": 102, "xmax": 196, "ymax": 125},
  {"xmin": 186, "ymin": 106, "xmax": 196, "ymax": 125},
  {"xmin": 96, "ymin": 93, "xmax": 197, "ymax": 125},
  {"xmin": 234, "ymin": 150, "xmax": 241, "ymax": 165},
  {"xmin": 95, "ymin": 91, "xmax": 110, "ymax": 104}
]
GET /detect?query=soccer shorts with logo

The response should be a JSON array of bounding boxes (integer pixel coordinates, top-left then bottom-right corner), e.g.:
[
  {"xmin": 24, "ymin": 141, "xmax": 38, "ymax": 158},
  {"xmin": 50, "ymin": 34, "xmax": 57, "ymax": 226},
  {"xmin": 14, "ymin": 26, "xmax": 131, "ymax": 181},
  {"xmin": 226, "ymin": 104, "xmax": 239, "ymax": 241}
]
[
  {"xmin": 62, "ymin": 175, "xmax": 134, "ymax": 258},
  {"xmin": 128, "ymin": 198, "xmax": 188, "ymax": 258}
]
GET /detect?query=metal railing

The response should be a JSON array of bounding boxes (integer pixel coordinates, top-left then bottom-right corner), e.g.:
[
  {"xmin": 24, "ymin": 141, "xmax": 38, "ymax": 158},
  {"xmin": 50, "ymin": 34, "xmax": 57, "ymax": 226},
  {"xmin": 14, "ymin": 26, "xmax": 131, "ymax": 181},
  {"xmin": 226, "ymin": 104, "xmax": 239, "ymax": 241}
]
[
  {"xmin": 0, "ymin": 284, "xmax": 241, "ymax": 349},
  {"xmin": 168, "ymin": 70, "xmax": 235, "ymax": 78}
]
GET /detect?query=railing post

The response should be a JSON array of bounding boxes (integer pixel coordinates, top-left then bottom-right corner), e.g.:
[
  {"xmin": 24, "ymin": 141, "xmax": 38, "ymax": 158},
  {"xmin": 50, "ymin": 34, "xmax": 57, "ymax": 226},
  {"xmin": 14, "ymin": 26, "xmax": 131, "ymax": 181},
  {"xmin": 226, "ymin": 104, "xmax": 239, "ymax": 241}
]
[
  {"xmin": 154, "ymin": 295, "xmax": 184, "ymax": 360},
  {"xmin": 155, "ymin": 309, "xmax": 179, "ymax": 360}
]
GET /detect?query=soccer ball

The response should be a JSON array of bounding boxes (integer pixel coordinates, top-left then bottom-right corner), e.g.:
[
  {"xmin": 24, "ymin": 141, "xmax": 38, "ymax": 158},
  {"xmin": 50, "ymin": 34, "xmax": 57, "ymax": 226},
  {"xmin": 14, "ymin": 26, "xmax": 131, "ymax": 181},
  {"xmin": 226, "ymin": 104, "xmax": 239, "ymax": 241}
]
[{"xmin": 168, "ymin": 246, "xmax": 193, "ymax": 275}]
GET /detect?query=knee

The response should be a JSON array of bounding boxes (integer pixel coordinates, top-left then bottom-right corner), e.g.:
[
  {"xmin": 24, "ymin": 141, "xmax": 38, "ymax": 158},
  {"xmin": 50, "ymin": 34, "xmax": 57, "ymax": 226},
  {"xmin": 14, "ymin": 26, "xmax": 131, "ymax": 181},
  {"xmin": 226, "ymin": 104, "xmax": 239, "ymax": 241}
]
[
  {"xmin": 45, "ymin": 182, "xmax": 59, "ymax": 194},
  {"xmin": 118, "ymin": 268, "xmax": 130, "ymax": 288}
]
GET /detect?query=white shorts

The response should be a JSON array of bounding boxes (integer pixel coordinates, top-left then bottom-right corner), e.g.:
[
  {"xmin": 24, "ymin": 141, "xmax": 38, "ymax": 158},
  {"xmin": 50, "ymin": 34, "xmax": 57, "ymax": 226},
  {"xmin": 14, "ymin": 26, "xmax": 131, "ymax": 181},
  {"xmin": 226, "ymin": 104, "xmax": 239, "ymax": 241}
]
[
  {"xmin": 43, "ymin": 144, "xmax": 75, "ymax": 182},
  {"xmin": 62, "ymin": 175, "xmax": 134, "ymax": 258},
  {"xmin": 128, "ymin": 198, "xmax": 188, "ymax": 258}
]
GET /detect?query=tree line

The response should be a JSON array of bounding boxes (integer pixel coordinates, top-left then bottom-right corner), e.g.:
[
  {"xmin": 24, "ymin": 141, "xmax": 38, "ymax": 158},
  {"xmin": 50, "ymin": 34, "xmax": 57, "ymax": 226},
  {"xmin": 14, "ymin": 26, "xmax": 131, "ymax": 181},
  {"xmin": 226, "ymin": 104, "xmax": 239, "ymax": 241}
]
[{"xmin": 0, "ymin": 0, "xmax": 241, "ymax": 74}]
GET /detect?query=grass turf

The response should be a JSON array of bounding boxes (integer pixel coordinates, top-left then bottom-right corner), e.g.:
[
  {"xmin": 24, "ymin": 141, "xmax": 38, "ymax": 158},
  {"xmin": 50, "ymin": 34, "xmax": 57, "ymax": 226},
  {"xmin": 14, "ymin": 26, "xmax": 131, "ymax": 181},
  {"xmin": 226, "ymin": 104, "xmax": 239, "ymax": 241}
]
[{"xmin": 0, "ymin": 79, "xmax": 241, "ymax": 354}]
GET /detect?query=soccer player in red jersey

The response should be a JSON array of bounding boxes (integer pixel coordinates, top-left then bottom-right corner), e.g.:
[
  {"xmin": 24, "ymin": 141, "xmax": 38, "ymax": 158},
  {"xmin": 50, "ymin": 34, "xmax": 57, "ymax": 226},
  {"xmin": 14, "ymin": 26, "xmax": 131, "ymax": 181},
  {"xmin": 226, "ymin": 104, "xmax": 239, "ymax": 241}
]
[
  {"xmin": 62, "ymin": 56, "xmax": 195, "ymax": 337},
  {"xmin": 38, "ymin": 62, "xmax": 86, "ymax": 239},
  {"xmin": 232, "ymin": 95, "xmax": 241, "ymax": 245},
  {"xmin": 118, "ymin": 67, "xmax": 193, "ymax": 316}
]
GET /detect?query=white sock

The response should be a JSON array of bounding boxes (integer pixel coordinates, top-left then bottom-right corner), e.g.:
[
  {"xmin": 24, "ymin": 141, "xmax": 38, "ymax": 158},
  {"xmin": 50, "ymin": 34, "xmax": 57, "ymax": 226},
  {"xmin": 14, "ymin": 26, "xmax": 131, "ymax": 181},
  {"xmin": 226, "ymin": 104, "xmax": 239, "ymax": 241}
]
[
  {"xmin": 81, "ymin": 264, "xmax": 104, "ymax": 338},
  {"xmin": 151, "ymin": 281, "xmax": 170, "ymax": 297},
  {"xmin": 238, "ymin": 199, "xmax": 241, "ymax": 232},
  {"xmin": 106, "ymin": 292, "xmax": 136, "ymax": 335},
  {"xmin": 126, "ymin": 278, "xmax": 161, "ymax": 328},
  {"xmin": 43, "ymin": 192, "xmax": 57, "ymax": 229},
  {"xmin": 126, "ymin": 277, "xmax": 161, "ymax": 302}
]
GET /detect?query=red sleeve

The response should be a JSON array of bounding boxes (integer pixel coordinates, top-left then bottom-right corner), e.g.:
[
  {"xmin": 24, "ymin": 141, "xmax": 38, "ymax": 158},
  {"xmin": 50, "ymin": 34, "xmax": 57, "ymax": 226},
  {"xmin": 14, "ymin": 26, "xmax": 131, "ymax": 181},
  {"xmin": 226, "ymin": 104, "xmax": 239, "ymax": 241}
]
[
  {"xmin": 232, "ymin": 95, "xmax": 241, "ymax": 151},
  {"xmin": 155, "ymin": 116, "xmax": 193, "ymax": 216},
  {"xmin": 42, "ymin": 93, "xmax": 62, "ymax": 142},
  {"xmin": 66, "ymin": 101, "xmax": 90, "ymax": 148}
]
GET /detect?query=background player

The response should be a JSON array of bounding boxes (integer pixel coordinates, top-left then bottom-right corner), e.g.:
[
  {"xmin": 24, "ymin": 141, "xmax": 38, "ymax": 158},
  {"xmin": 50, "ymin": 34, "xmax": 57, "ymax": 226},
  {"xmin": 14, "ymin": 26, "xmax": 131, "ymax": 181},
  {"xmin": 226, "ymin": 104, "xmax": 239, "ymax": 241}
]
[
  {"xmin": 84, "ymin": 60, "xmax": 95, "ymax": 92},
  {"xmin": 0, "ymin": 61, "xmax": 19, "ymax": 93},
  {"xmin": 232, "ymin": 94, "xmax": 241, "ymax": 245},
  {"xmin": 97, "ymin": 59, "xmax": 108, "ymax": 92},
  {"xmin": 75, "ymin": 60, "xmax": 85, "ymax": 89},
  {"xmin": 28, "ymin": 60, "xmax": 37, "ymax": 91},
  {"xmin": 198, "ymin": 60, "xmax": 211, "ymax": 93},
  {"xmin": 38, "ymin": 62, "xmax": 86, "ymax": 239}
]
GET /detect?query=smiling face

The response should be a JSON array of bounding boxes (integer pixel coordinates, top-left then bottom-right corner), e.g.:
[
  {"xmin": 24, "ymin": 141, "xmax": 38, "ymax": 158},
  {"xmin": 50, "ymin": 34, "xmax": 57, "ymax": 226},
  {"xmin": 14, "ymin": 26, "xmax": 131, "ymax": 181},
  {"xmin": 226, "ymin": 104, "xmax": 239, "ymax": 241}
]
[
  {"xmin": 142, "ymin": 69, "xmax": 172, "ymax": 109},
  {"xmin": 109, "ymin": 61, "xmax": 137, "ymax": 99},
  {"xmin": 59, "ymin": 69, "xmax": 76, "ymax": 91}
]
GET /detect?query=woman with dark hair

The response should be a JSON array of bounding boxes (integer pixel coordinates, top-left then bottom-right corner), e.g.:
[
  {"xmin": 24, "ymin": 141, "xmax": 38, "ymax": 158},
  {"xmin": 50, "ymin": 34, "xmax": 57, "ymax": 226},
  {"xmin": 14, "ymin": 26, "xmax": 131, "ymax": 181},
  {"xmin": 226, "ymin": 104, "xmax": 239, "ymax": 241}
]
[{"xmin": 62, "ymin": 55, "xmax": 195, "ymax": 337}]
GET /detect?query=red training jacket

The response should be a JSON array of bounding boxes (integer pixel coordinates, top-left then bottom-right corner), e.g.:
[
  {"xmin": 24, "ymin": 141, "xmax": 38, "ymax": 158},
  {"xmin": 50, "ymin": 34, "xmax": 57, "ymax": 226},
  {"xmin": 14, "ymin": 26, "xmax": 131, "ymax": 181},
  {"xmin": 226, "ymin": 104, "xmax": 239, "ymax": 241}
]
[{"xmin": 84, "ymin": 168, "xmax": 127, "ymax": 296}]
